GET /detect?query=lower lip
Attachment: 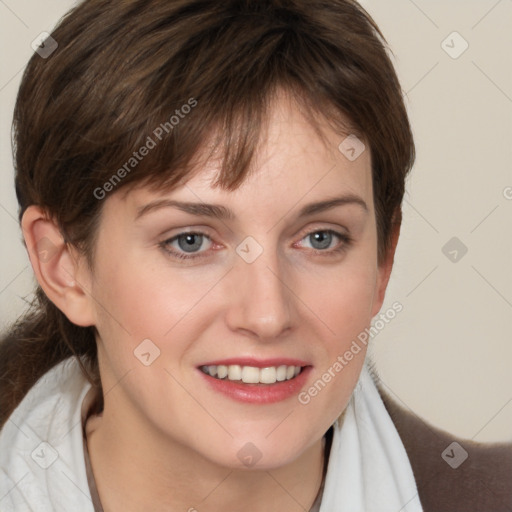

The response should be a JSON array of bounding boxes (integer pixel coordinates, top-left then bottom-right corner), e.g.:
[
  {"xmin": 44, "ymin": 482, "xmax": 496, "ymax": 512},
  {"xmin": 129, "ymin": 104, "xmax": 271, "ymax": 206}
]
[{"xmin": 198, "ymin": 366, "xmax": 313, "ymax": 404}]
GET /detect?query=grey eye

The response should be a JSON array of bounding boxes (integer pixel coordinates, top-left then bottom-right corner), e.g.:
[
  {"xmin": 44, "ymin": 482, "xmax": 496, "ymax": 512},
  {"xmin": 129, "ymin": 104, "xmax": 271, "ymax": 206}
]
[
  {"xmin": 308, "ymin": 231, "xmax": 334, "ymax": 250},
  {"xmin": 176, "ymin": 233, "xmax": 205, "ymax": 252}
]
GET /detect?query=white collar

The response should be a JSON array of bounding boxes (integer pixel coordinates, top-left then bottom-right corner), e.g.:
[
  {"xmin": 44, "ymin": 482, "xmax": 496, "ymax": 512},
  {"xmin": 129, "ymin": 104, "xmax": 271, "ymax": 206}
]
[
  {"xmin": 319, "ymin": 364, "xmax": 423, "ymax": 511},
  {"xmin": 0, "ymin": 357, "xmax": 96, "ymax": 511}
]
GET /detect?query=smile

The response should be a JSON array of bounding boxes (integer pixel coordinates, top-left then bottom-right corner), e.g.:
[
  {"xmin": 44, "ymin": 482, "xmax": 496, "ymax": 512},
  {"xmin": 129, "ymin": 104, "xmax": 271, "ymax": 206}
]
[{"xmin": 200, "ymin": 364, "xmax": 304, "ymax": 385}]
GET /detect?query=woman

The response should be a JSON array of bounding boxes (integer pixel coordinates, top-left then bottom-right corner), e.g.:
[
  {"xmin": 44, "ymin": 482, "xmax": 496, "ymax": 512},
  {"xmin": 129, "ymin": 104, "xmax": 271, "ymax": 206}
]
[{"xmin": 0, "ymin": 1, "xmax": 510, "ymax": 511}]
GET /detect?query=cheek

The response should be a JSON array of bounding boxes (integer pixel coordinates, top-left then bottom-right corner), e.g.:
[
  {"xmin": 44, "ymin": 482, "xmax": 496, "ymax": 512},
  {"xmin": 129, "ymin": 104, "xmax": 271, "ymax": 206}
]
[
  {"xmin": 302, "ymin": 257, "xmax": 378, "ymax": 341},
  {"xmin": 90, "ymin": 250, "xmax": 224, "ymax": 357},
  {"xmin": 303, "ymin": 221, "xmax": 379, "ymax": 329},
  {"xmin": 295, "ymin": 264, "xmax": 377, "ymax": 427},
  {"xmin": 296, "ymin": 261, "xmax": 376, "ymax": 415}
]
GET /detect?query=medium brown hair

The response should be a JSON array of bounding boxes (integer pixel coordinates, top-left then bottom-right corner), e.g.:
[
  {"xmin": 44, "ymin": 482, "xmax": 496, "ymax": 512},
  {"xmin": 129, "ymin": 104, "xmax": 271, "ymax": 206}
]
[{"xmin": 1, "ymin": 0, "xmax": 414, "ymax": 428}]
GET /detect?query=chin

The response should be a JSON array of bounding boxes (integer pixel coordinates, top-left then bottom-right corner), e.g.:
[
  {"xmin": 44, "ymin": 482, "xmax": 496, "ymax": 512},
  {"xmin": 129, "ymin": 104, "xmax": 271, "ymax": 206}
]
[{"xmin": 207, "ymin": 433, "xmax": 315, "ymax": 471}]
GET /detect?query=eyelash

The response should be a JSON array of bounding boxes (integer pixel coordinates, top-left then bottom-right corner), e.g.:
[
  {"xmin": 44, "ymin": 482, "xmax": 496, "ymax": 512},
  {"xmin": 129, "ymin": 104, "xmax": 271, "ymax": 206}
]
[{"xmin": 159, "ymin": 229, "xmax": 353, "ymax": 261}]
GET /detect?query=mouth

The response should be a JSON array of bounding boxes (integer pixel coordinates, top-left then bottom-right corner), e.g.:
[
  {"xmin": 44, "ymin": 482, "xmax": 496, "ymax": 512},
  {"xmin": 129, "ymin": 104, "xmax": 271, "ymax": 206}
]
[
  {"xmin": 197, "ymin": 358, "xmax": 312, "ymax": 403},
  {"xmin": 199, "ymin": 364, "xmax": 305, "ymax": 385}
]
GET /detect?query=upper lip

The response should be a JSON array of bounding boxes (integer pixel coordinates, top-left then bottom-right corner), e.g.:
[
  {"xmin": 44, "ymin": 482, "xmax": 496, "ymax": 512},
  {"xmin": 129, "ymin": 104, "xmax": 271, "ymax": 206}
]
[{"xmin": 198, "ymin": 357, "xmax": 310, "ymax": 368}]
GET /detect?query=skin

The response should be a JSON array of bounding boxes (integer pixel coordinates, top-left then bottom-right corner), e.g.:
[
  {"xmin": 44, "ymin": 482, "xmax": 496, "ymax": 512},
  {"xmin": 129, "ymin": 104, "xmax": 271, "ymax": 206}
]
[{"xmin": 22, "ymin": 92, "xmax": 399, "ymax": 512}]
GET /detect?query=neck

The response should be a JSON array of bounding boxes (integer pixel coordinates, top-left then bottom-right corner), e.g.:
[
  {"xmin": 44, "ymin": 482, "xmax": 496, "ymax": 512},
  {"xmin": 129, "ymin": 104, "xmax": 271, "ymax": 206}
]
[{"xmin": 85, "ymin": 398, "xmax": 327, "ymax": 512}]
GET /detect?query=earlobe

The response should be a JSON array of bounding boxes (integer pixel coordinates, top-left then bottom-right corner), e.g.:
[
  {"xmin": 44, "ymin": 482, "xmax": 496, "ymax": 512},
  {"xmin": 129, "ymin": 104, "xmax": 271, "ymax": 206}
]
[{"xmin": 21, "ymin": 206, "xmax": 96, "ymax": 327}]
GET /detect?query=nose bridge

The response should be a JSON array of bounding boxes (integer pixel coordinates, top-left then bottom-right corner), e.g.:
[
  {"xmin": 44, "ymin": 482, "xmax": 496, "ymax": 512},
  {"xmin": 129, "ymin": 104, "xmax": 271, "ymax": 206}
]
[{"xmin": 228, "ymin": 244, "xmax": 292, "ymax": 339}]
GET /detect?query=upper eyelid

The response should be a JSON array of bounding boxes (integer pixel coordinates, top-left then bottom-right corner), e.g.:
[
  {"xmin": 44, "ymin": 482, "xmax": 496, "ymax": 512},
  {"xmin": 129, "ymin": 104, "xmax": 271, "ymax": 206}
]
[
  {"xmin": 161, "ymin": 228, "xmax": 214, "ymax": 244},
  {"xmin": 162, "ymin": 220, "xmax": 349, "ymax": 238},
  {"xmin": 295, "ymin": 225, "xmax": 348, "ymax": 238}
]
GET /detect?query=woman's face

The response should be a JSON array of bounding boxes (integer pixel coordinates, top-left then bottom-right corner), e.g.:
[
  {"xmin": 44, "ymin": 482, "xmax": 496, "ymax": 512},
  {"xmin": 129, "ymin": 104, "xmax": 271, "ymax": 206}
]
[{"xmin": 86, "ymin": 95, "xmax": 390, "ymax": 470}]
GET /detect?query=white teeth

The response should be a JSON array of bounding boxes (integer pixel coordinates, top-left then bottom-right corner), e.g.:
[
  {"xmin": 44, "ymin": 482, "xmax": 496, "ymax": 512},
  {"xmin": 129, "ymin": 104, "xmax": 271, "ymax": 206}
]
[
  {"xmin": 228, "ymin": 364, "xmax": 242, "ymax": 381},
  {"xmin": 217, "ymin": 365, "xmax": 228, "ymax": 379},
  {"xmin": 260, "ymin": 367, "xmax": 277, "ymax": 384},
  {"xmin": 201, "ymin": 364, "xmax": 303, "ymax": 384},
  {"xmin": 276, "ymin": 365, "xmax": 287, "ymax": 381},
  {"xmin": 242, "ymin": 366, "xmax": 260, "ymax": 384}
]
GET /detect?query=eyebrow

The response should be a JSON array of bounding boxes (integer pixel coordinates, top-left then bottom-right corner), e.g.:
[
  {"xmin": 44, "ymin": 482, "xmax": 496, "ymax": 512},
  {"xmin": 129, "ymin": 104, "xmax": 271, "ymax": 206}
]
[
  {"xmin": 136, "ymin": 199, "xmax": 235, "ymax": 220},
  {"xmin": 135, "ymin": 194, "xmax": 368, "ymax": 221},
  {"xmin": 298, "ymin": 195, "xmax": 368, "ymax": 217}
]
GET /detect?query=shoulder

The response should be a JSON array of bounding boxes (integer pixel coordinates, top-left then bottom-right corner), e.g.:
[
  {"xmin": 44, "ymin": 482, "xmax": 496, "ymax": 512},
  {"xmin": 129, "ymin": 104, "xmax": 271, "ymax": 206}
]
[
  {"xmin": 0, "ymin": 356, "xmax": 88, "ymax": 450},
  {"xmin": 0, "ymin": 357, "xmax": 91, "ymax": 445},
  {"xmin": 0, "ymin": 357, "xmax": 95, "ymax": 511},
  {"xmin": 378, "ymin": 385, "xmax": 512, "ymax": 512}
]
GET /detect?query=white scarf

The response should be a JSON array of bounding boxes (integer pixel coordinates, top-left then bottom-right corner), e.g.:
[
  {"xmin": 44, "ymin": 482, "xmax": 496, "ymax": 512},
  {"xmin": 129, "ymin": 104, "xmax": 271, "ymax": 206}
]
[
  {"xmin": 0, "ymin": 358, "xmax": 423, "ymax": 511},
  {"xmin": 319, "ymin": 363, "xmax": 423, "ymax": 511}
]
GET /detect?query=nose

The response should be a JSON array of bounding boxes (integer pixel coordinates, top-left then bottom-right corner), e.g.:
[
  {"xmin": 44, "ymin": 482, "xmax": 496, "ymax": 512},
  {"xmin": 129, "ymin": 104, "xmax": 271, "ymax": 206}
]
[{"xmin": 225, "ymin": 250, "xmax": 293, "ymax": 341}]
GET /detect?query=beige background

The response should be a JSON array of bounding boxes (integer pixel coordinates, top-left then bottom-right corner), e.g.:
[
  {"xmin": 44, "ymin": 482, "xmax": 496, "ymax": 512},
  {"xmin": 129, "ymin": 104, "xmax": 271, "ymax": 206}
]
[{"xmin": 0, "ymin": 0, "xmax": 511, "ymax": 442}]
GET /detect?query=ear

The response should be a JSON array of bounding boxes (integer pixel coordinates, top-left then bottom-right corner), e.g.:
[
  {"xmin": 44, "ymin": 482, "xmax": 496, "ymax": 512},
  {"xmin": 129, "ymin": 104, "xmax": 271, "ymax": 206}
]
[
  {"xmin": 21, "ymin": 205, "xmax": 96, "ymax": 327},
  {"xmin": 370, "ymin": 217, "xmax": 401, "ymax": 318}
]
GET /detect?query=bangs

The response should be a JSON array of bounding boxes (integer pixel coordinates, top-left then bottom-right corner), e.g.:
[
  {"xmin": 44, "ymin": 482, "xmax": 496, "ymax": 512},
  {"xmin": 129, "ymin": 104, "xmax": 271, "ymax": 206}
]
[{"xmin": 126, "ymin": 85, "xmax": 359, "ymax": 200}]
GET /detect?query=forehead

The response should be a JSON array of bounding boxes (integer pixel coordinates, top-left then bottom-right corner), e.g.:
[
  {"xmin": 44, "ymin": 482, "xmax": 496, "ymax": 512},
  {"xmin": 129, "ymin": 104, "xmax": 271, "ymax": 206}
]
[{"xmin": 117, "ymin": 94, "xmax": 373, "ymax": 217}]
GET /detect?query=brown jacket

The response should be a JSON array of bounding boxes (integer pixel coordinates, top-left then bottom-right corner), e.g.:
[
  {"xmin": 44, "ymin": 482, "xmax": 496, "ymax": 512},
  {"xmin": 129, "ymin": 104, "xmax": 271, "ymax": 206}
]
[{"xmin": 379, "ymin": 387, "xmax": 512, "ymax": 512}]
